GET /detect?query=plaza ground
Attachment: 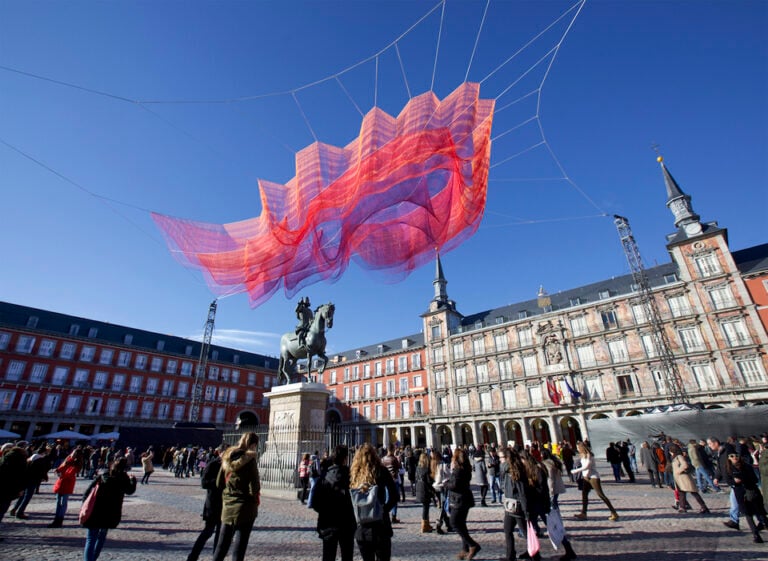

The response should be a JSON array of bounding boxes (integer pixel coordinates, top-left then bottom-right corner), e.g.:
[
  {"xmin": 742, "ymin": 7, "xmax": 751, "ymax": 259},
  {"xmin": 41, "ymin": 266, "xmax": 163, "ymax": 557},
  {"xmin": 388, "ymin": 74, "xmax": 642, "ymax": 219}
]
[{"xmin": 1, "ymin": 462, "xmax": 765, "ymax": 561}]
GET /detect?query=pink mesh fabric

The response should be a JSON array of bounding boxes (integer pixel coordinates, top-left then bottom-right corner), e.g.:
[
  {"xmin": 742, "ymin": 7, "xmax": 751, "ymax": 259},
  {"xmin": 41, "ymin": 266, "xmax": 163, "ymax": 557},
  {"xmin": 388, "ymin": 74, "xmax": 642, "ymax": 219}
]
[{"xmin": 152, "ymin": 82, "xmax": 494, "ymax": 307}]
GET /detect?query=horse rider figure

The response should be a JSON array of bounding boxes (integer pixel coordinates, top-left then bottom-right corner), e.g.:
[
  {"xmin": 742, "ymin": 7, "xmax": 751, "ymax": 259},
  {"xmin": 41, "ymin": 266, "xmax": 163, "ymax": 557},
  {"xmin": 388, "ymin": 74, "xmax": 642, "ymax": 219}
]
[{"xmin": 295, "ymin": 297, "xmax": 314, "ymax": 351}]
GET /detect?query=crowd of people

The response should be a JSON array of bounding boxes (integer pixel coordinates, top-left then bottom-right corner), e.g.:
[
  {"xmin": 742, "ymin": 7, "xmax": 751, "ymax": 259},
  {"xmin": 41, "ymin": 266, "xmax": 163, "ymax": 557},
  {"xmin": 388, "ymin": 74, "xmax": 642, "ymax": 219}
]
[{"xmin": 0, "ymin": 430, "xmax": 766, "ymax": 560}]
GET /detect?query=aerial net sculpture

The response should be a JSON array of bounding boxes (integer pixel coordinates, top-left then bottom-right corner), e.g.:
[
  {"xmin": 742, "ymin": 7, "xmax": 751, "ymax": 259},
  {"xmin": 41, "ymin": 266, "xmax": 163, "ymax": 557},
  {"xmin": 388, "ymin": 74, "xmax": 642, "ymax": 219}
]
[{"xmin": 152, "ymin": 83, "xmax": 494, "ymax": 307}]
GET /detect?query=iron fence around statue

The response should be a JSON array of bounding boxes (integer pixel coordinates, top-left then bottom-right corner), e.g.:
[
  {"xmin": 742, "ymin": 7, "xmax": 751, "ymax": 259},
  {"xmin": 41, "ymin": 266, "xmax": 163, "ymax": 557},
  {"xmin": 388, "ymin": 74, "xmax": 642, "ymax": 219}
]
[{"xmin": 222, "ymin": 423, "xmax": 358, "ymax": 493}]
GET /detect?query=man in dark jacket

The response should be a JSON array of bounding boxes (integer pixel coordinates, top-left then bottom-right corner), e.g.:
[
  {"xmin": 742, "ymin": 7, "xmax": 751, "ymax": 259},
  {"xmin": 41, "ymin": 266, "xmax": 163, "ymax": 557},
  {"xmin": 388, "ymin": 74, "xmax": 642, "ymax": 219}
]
[
  {"xmin": 380, "ymin": 444, "xmax": 402, "ymax": 523},
  {"xmin": 313, "ymin": 445, "xmax": 356, "ymax": 561},
  {"xmin": 11, "ymin": 446, "xmax": 52, "ymax": 519},
  {"xmin": 0, "ymin": 446, "xmax": 28, "ymax": 523},
  {"xmin": 619, "ymin": 442, "xmax": 635, "ymax": 483},
  {"xmin": 708, "ymin": 437, "xmax": 740, "ymax": 529},
  {"xmin": 187, "ymin": 445, "xmax": 225, "ymax": 561},
  {"xmin": 606, "ymin": 443, "xmax": 622, "ymax": 482}
]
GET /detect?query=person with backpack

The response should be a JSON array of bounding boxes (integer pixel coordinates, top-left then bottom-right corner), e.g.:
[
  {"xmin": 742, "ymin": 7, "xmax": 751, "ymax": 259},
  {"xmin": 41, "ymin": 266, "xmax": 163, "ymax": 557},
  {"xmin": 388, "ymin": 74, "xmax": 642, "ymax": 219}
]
[
  {"xmin": 444, "ymin": 447, "xmax": 481, "ymax": 560},
  {"xmin": 349, "ymin": 443, "xmax": 398, "ymax": 561},
  {"xmin": 187, "ymin": 445, "xmax": 226, "ymax": 561},
  {"xmin": 500, "ymin": 448, "xmax": 533, "ymax": 561},
  {"xmin": 312, "ymin": 445, "xmax": 357, "ymax": 561}
]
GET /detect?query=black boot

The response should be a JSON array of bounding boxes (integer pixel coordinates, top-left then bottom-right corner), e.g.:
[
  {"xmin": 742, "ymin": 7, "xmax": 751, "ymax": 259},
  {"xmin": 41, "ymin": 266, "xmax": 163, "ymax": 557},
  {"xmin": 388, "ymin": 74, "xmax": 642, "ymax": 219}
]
[
  {"xmin": 559, "ymin": 539, "xmax": 577, "ymax": 561},
  {"xmin": 47, "ymin": 517, "xmax": 63, "ymax": 528}
]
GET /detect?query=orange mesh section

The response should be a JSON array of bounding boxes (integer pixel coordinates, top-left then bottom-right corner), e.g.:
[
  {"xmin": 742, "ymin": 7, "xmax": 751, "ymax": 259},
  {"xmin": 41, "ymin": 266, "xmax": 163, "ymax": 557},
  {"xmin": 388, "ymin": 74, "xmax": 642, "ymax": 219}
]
[{"xmin": 152, "ymin": 82, "xmax": 494, "ymax": 306}]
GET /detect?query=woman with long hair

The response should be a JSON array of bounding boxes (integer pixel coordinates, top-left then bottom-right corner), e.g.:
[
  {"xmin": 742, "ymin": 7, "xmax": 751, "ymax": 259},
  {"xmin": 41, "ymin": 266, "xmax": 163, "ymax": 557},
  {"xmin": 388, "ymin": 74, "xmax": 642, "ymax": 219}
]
[
  {"xmin": 49, "ymin": 448, "xmax": 84, "ymax": 527},
  {"xmin": 725, "ymin": 450, "xmax": 767, "ymax": 543},
  {"xmin": 212, "ymin": 432, "xmax": 261, "ymax": 561},
  {"xmin": 541, "ymin": 447, "xmax": 578, "ymax": 561},
  {"xmin": 415, "ymin": 451, "xmax": 434, "ymax": 533},
  {"xmin": 571, "ymin": 441, "xmax": 619, "ymax": 521},
  {"xmin": 668, "ymin": 445, "xmax": 709, "ymax": 514},
  {"xmin": 314, "ymin": 445, "xmax": 357, "ymax": 561},
  {"xmin": 81, "ymin": 457, "xmax": 137, "ymax": 561},
  {"xmin": 431, "ymin": 451, "xmax": 453, "ymax": 535},
  {"xmin": 444, "ymin": 447, "xmax": 481, "ymax": 560},
  {"xmin": 298, "ymin": 452, "xmax": 311, "ymax": 504},
  {"xmin": 349, "ymin": 443, "xmax": 398, "ymax": 561}
]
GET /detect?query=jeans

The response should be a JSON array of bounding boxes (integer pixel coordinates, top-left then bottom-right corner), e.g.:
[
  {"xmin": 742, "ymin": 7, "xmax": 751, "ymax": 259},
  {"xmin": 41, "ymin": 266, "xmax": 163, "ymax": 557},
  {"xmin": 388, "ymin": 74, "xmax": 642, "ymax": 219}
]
[
  {"xmin": 390, "ymin": 481, "xmax": 400, "ymax": 517},
  {"xmin": 322, "ymin": 528, "xmax": 354, "ymax": 561},
  {"xmin": 187, "ymin": 518, "xmax": 221, "ymax": 561},
  {"xmin": 55, "ymin": 494, "xmax": 69, "ymax": 519},
  {"xmin": 83, "ymin": 527, "xmax": 109, "ymax": 561},
  {"xmin": 449, "ymin": 506, "xmax": 479, "ymax": 553},
  {"xmin": 729, "ymin": 488, "xmax": 739, "ymax": 524},
  {"xmin": 490, "ymin": 475, "xmax": 500, "ymax": 502},
  {"xmin": 212, "ymin": 521, "xmax": 254, "ymax": 561},
  {"xmin": 13, "ymin": 483, "xmax": 37, "ymax": 515},
  {"xmin": 695, "ymin": 467, "xmax": 719, "ymax": 492},
  {"xmin": 141, "ymin": 471, "xmax": 153, "ymax": 484},
  {"xmin": 610, "ymin": 463, "xmax": 622, "ymax": 482}
]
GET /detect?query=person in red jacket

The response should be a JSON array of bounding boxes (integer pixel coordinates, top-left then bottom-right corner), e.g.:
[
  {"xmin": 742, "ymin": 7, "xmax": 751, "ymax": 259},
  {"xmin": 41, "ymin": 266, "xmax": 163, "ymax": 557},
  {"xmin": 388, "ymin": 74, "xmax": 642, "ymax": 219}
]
[{"xmin": 49, "ymin": 448, "xmax": 85, "ymax": 527}]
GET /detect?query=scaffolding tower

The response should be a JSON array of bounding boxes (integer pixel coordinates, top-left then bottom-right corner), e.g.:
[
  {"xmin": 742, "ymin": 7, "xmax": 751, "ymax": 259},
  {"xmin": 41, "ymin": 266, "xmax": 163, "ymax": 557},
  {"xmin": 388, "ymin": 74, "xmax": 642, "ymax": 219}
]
[
  {"xmin": 189, "ymin": 300, "xmax": 217, "ymax": 422},
  {"xmin": 613, "ymin": 215, "xmax": 688, "ymax": 404}
]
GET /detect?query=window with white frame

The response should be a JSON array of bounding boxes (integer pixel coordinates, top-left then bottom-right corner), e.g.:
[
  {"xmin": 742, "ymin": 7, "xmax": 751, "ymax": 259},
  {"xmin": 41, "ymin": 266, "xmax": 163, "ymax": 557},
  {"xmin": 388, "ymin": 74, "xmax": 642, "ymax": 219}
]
[
  {"xmin": 375, "ymin": 404, "xmax": 383, "ymax": 420},
  {"xmin": 218, "ymin": 387, "xmax": 228, "ymax": 402},
  {"xmin": 570, "ymin": 316, "xmax": 588, "ymax": 336},
  {"xmin": 455, "ymin": 366, "xmax": 467, "ymax": 385},
  {"xmin": 38, "ymin": 339, "xmax": 56, "ymax": 357},
  {"xmin": 173, "ymin": 404, "xmax": 185, "ymax": 421},
  {"xmin": 616, "ymin": 373, "xmax": 635, "ymax": 396},
  {"xmin": 74, "ymin": 369, "xmax": 89, "ymax": 387},
  {"xmin": 19, "ymin": 392, "xmax": 39, "ymax": 411},
  {"xmin": 43, "ymin": 394, "xmax": 60, "ymax": 413},
  {"xmin": 503, "ymin": 388, "xmax": 516, "ymax": 408},
  {"xmin": 386, "ymin": 359, "xmax": 394, "ymax": 374},
  {"xmin": 30, "ymin": 363, "xmax": 48, "ymax": 383},
  {"xmin": 374, "ymin": 362, "xmax": 382, "ymax": 376},
  {"xmin": 362, "ymin": 383, "xmax": 370, "ymax": 399},
  {"xmin": 112, "ymin": 374, "xmax": 125, "ymax": 391},
  {"xmin": 157, "ymin": 403, "xmax": 170, "ymax": 420},
  {"xmin": 386, "ymin": 380, "xmax": 395, "ymax": 395},
  {"xmin": 87, "ymin": 397, "xmax": 104, "ymax": 415},
  {"xmin": 412, "ymin": 353, "xmax": 422, "ymax": 369},
  {"xmin": 691, "ymin": 363, "xmax": 719, "ymax": 391},
  {"xmin": 205, "ymin": 386, "xmax": 216, "ymax": 400},
  {"xmin": 6, "ymin": 360, "xmax": 25, "ymax": 381},
  {"xmin": 709, "ymin": 286, "xmax": 736, "ymax": 310},
  {"xmin": 476, "ymin": 363, "xmax": 489, "ymax": 383},
  {"xmin": 60, "ymin": 342, "xmax": 76, "ymax": 360},
  {"xmin": 736, "ymin": 358, "xmax": 765, "ymax": 384},
  {"xmin": 16, "ymin": 335, "xmax": 36, "ymax": 353},
  {"xmin": 608, "ymin": 339, "xmax": 629, "ymax": 363},
  {"xmin": 414, "ymin": 399, "xmax": 423, "ymax": 414},
  {"xmin": 181, "ymin": 362, "xmax": 193, "ymax": 376},
  {"xmin": 480, "ymin": 391, "xmax": 492, "ymax": 411},
  {"xmin": 162, "ymin": 379, "xmax": 173, "ymax": 396},
  {"xmin": 146, "ymin": 378, "xmax": 158, "ymax": 395},
  {"xmin": 631, "ymin": 304, "xmax": 647, "ymax": 324},
  {"xmin": 431, "ymin": 324, "xmax": 441, "ymax": 339},
  {"xmin": 641, "ymin": 334, "xmax": 658, "ymax": 358},
  {"xmin": 215, "ymin": 408, "xmax": 225, "ymax": 423},
  {"xmin": 528, "ymin": 385, "xmax": 543, "ymax": 406},
  {"xmin": 399, "ymin": 377, "xmax": 409, "ymax": 394},
  {"xmin": 363, "ymin": 364, "xmax": 371, "ymax": 378},
  {"xmin": 401, "ymin": 401, "xmax": 410, "ymax": 417},
  {"xmin": 135, "ymin": 354, "xmax": 147, "ymax": 370},
  {"xmin": 437, "ymin": 395, "xmax": 448, "ymax": 413},
  {"xmin": 453, "ymin": 342, "xmax": 465, "ymax": 360},
  {"xmin": 498, "ymin": 358, "xmax": 513, "ymax": 380},
  {"xmin": 522, "ymin": 354, "xmax": 538, "ymax": 376},
  {"xmin": 65, "ymin": 395, "xmax": 82, "ymax": 414},
  {"xmin": 117, "ymin": 351, "xmax": 131, "ymax": 367},
  {"xmin": 51, "ymin": 366, "xmax": 68, "ymax": 385},
  {"xmin": 435, "ymin": 370, "xmax": 446, "ymax": 389},
  {"xmin": 694, "ymin": 253, "xmax": 722, "ymax": 277},
  {"xmin": 375, "ymin": 382, "xmax": 383, "ymax": 397},
  {"xmin": 398, "ymin": 356, "xmax": 407, "ymax": 372},
  {"xmin": 150, "ymin": 357, "xmax": 163, "ymax": 372},
  {"xmin": 363, "ymin": 406, "xmax": 371, "ymax": 419},
  {"xmin": 352, "ymin": 385, "xmax": 359, "ymax": 400},
  {"xmin": 231, "ymin": 369, "xmax": 239, "ymax": 383},
  {"xmin": 584, "ymin": 378, "xmax": 603, "ymax": 400},
  {"xmin": 458, "ymin": 393, "xmax": 470, "ymax": 411},
  {"xmin": 472, "ymin": 338, "xmax": 486, "ymax": 355},
  {"xmin": 721, "ymin": 319, "xmax": 751, "ymax": 347},
  {"xmin": 678, "ymin": 326, "xmax": 705, "ymax": 352},
  {"xmin": 518, "ymin": 327, "xmax": 533, "ymax": 346},
  {"xmin": 130, "ymin": 375, "xmax": 143, "ymax": 393},
  {"xmin": 387, "ymin": 403, "xmax": 395, "ymax": 419},
  {"xmin": 650, "ymin": 368, "xmax": 665, "ymax": 392},
  {"xmin": 413, "ymin": 374, "xmax": 422, "ymax": 387},
  {"xmin": 667, "ymin": 295, "xmax": 691, "ymax": 318},
  {"xmin": 93, "ymin": 371, "xmax": 107, "ymax": 389},
  {"xmin": 103, "ymin": 398, "xmax": 119, "ymax": 416},
  {"xmin": 166, "ymin": 360, "xmax": 178, "ymax": 375},
  {"xmin": 0, "ymin": 332, "xmax": 10, "ymax": 350},
  {"xmin": 80, "ymin": 346, "xmax": 95, "ymax": 362},
  {"xmin": 494, "ymin": 333, "xmax": 509, "ymax": 352},
  {"xmin": 600, "ymin": 310, "xmax": 618, "ymax": 330},
  {"xmin": 208, "ymin": 366, "xmax": 219, "ymax": 380},
  {"xmin": 245, "ymin": 390, "xmax": 254, "ymax": 405},
  {"xmin": 99, "ymin": 348, "xmax": 113, "ymax": 365},
  {"xmin": 140, "ymin": 401, "xmax": 154, "ymax": 419},
  {"xmin": 432, "ymin": 347, "xmax": 444, "ymax": 363},
  {"xmin": 352, "ymin": 365, "xmax": 359, "ymax": 380},
  {"xmin": 229, "ymin": 390, "xmax": 237, "ymax": 404}
]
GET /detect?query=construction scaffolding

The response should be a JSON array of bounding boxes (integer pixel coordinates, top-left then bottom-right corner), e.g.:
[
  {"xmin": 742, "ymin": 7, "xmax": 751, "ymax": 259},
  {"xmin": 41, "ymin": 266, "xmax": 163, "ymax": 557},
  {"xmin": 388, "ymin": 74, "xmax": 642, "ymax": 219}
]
[{"xmin": 189, "ymin": 300, "xmax": 217, "ymax": 422}]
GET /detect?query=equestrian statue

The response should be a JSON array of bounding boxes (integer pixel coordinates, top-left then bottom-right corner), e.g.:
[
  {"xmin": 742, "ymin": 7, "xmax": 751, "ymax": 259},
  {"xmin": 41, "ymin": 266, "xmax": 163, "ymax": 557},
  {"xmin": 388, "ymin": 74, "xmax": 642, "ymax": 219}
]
[{"xmin": 278, "ymin": 299, "xmax": 335, "ymax": 385}]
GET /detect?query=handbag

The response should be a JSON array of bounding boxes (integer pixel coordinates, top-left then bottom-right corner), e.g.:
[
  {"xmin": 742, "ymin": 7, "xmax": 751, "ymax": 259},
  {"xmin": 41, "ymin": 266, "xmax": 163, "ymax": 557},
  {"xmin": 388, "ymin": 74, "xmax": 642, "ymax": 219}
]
[
  {"xmin": 526, "ymin": 519, "xmax": 541, "ymax": 557},
  {"xmin": 546, "ymin": 508, "xmax": 566, "ymax": 549},
  {"xmin": 503, "ymin": 497, "xmax": 522, "ymax": 516},
  {"xmin": 79, "ymin": 479, "xmax": 101, "ymax": 525}
]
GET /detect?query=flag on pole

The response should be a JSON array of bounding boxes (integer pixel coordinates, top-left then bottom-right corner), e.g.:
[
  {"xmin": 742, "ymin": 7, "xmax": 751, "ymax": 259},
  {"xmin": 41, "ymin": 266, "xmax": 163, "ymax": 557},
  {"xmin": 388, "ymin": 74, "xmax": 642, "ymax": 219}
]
[
  {"xmin": 547, "ymin": 378, "xmax": 561, "ymax": 405},
  {"xmin": 564, "ymin": 377, "xmax": 582, "ymax": 400}
]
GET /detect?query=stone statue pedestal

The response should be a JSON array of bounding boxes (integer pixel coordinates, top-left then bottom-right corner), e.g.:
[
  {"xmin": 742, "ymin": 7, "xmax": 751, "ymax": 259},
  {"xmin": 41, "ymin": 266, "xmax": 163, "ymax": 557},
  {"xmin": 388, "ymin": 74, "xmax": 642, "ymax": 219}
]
[{"xmin": 260, "ymin": 382, "xmax": 330, "ymax": 498}]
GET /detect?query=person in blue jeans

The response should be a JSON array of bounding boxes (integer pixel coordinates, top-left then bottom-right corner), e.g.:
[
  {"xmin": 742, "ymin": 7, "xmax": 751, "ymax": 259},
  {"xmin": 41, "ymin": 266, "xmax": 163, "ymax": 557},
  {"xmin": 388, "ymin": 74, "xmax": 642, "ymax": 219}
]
[
  {"xmin": 82, "ymin": 457, "xmax": 137, "ymax": 561},
  {"xmin": 709, "ymin": 437, "xmax": 740, "ymax": 527}
]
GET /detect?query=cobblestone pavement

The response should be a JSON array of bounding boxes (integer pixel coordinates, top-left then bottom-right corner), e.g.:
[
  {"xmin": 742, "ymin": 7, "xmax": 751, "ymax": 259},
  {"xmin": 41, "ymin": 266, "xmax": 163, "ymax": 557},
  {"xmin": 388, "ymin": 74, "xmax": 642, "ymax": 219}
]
[{"xmin": 1, "ymin": 464, "xmax": 765, "ymax": 561}]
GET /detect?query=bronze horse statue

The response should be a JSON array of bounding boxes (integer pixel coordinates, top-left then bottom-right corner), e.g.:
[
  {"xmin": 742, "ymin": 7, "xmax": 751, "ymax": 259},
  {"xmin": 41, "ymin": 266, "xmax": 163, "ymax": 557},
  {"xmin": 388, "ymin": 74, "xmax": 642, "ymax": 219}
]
[{"xmin": 278, "ymin": 302, "xmax": 334, "ymax": 384}]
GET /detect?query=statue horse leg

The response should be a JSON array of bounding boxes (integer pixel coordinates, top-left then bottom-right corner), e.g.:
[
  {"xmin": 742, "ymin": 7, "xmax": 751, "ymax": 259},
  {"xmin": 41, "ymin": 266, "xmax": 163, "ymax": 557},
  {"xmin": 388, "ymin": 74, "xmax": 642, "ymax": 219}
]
[{"xmin": 317, "ymin": 351, "xmax": 329, "ymax": 375}]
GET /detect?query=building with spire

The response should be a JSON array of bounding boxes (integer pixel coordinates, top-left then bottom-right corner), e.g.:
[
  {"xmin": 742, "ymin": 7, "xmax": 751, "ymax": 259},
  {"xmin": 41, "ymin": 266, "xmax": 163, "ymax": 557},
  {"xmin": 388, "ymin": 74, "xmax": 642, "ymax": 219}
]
[{"xmin": 1, "ymin": 157, "xmax": 766, "ymax": 447}]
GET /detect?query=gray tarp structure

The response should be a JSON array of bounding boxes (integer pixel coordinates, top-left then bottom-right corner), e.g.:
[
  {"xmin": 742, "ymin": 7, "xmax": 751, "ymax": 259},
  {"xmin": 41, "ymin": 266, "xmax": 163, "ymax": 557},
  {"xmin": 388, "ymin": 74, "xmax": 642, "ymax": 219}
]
[{"xmin": 586, "ymin": 404, "xmax": 768, "ymax": 451}]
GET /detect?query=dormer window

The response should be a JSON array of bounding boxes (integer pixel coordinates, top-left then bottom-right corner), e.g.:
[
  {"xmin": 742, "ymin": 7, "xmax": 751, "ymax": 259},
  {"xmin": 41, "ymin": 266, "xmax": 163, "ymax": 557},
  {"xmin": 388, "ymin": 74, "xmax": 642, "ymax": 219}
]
[
  {"xmin": 598, "ymin": 290, "xmax": 611, "ymax": 300},
  {"xmin": 664, "ymin": 273, "xmax": 678, "ymax": 284},
  {"xmin": 518, "ymin": 311, "xmax": 528, "ymax": 320},
  {"xmin": 88, "ymin": 327, "xmax": 98, "ymax": 338},
  {"xmin": 123, "ymin": 333, "xmax": 133, "ymax": 345},
  {"xmin": 569, "ymin": 298, "xmax": 581, "ymax": 306},
  {"xmin": 70, "ymin": 324, "xmax": 81, "ymax": 336},
  {"xmin": 27, "ymin": 316, "xmax": 39, "ymax": 328}
]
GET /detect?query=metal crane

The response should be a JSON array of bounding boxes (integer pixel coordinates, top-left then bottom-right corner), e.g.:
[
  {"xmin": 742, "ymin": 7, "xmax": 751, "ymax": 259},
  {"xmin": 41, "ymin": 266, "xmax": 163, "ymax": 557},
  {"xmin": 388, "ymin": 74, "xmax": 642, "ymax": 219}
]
[
  {"xmin": 189, "ymin": 300, "xmax": 217, "ymax": 422},
  {"xmin": 613, "ymin": 215, "xmax": 688, "ymax": 404}
]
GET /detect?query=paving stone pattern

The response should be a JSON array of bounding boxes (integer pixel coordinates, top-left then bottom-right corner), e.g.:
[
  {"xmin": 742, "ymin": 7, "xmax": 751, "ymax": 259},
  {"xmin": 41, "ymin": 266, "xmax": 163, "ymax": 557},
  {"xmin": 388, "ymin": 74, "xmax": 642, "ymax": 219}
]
[{"xmin": 1, "ymin": 462, "xmax": 765, "ymax": 561}]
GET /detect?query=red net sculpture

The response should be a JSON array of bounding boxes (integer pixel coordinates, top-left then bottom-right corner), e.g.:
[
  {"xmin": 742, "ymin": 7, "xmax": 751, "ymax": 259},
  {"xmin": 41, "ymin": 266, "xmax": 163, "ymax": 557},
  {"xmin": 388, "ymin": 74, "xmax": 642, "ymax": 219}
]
[{"xmin": 152, "ymin": 82, "xmax": 494, "ymax": 307}]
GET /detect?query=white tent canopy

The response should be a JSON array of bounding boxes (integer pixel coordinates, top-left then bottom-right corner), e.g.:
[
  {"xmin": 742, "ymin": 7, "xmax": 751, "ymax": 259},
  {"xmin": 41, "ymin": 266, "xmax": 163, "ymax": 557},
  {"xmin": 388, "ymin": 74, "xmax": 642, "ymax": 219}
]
[{"xmin": 41, "ymin": 430, "xmax": 90, "ymax": 440}]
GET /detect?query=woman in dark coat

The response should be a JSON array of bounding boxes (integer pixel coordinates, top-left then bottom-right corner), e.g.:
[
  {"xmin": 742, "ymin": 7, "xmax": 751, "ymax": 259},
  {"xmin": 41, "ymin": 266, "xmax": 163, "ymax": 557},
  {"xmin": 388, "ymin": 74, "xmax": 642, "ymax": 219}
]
[
  {"xmin": 414, "ymin": 452, "xmax": 435, "ymax": 533},
  {"xmin": 313, "ymin": 445, "xmax": 357, "ymax": 561},
  {"xmin": 725, "ymin": 451, "xmax": 767, "ymax": 543},
  {"xmin": 82, "ymin": 457, "xmax": 137, "ymax": 561},
  {"xmin": 212, "ymin": 432, "xmax": 261, "ymax": 561},
  {"xmin": 187, "ymin": 445, "xmax": 226, "ymax": 561},
  {"xmin": 444, "ymin": 447, "xmax": 481, "ymax": 560},
  {"xmin": 500, "ymin": 448, "xmax": 533, "ymax": 561}
]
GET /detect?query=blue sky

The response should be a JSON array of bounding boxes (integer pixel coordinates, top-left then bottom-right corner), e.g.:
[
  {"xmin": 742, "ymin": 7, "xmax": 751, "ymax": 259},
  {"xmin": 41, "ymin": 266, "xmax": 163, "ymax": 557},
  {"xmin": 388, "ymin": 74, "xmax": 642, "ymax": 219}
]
[{"xmin": 1, "ymin": 1, "xmax": 766, "ymax": 358}]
